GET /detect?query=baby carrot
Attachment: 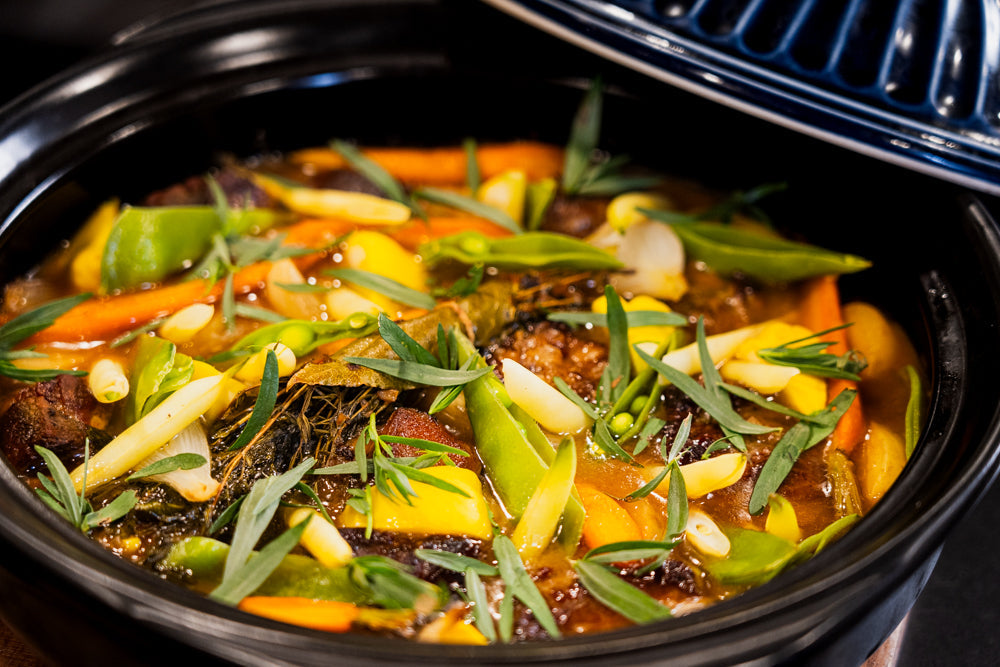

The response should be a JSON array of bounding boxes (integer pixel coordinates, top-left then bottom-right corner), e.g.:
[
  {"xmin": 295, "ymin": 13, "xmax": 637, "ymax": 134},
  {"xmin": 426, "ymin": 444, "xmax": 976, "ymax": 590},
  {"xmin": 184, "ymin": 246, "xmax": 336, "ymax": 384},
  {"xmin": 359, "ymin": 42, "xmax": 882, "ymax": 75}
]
[
  {"xmin": 388, "ymin": 216, "xmax": 514, "ymax": 251},
  {"xmin": 797, "ymin": 275, "xmax": 867, "ymax": 453},
  {"xmin": 290, "ymin": 141, "xmax": 565, "ymax": 185},
  {"xmin": 31, "ymin": 220, "xmax": 335, "ymax": 343},
  {"xmin": 576, "ymin": 483, "xmax": 643, "ymax": 551},
  {"xmin": 237, "ymin": 597, "xmax": 359, "ymax": 633}
]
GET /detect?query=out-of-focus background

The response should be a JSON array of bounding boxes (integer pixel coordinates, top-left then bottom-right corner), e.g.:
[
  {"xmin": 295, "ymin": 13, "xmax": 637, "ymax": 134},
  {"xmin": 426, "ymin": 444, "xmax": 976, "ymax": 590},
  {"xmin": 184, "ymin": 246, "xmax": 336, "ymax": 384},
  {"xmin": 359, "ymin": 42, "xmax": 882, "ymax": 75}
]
[{"xmin": 1, "ymin": 2, "xmax": 999, "ymax": 665}]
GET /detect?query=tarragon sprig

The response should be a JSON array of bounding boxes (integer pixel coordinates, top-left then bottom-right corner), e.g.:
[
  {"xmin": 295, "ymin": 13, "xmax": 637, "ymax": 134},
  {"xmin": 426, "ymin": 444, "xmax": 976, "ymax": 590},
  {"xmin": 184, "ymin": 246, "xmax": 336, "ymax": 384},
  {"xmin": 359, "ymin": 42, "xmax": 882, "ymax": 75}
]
[
  {"xmin": 34, "ymin": 443, "xmax": 137, "ymax": 533},
  {"xmin": 0, "ymin": 293, "xmax": 91, "ymax": 382}
]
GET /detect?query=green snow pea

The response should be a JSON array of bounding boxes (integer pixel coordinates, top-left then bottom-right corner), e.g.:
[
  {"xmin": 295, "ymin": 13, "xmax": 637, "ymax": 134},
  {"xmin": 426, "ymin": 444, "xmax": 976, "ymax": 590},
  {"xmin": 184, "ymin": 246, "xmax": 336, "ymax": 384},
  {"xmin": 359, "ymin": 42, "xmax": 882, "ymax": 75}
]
[
  {"xmin": 101, "ymin": 206, "xmax": 222, "ymax": 291},
  {"xmin": 223, "ymin": 313, "xmax": 379, "ymax": 358},
  {"xmin": 159, "ymin": 536, "xmax": 368, "ymax": 602},
  {"xmin": 101, "ymin": 205, "xmax": 283, "ymax": 292},
  {"xmin": 419, "ymin": 231, "xmax": 623, "ymax": 271},
  {"xmin": 640, "ymin": 214, "xmax": 871, "ymax": 282},
  {"xmin": 454, "ymin": 332, "xmax": 584, "ymax": 551}
]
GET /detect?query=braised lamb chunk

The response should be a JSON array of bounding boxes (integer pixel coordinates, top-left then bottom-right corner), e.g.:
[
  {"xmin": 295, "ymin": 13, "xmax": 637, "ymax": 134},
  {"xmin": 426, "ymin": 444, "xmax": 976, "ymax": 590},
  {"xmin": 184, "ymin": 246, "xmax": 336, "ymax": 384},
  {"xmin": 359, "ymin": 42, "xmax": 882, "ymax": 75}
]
[
  {"xmin": 487, "ymin": 320, "xmax": 607, "ymax": 400},
  {"xmin": 378, "ymin": 406, "xmax": 480, "ymax": 472},
  {"xmin": 340, "ymin": 528, "xmax": 483, "ymax": 584},
  {"xmin": 142, "ymin": 167, "xmax": 272, "ymax": 209},
  {"xmin": 656, "ymin": 385, "xmax": 728, "ymax": 465},
  {"xmin": 0, "ymin": 375, "xmax": 110, "ymax": 475},
  {"xmin": 540, "ymin": 195, "xmax": 610, "ymax": 238},
  {"xmin": 311, "ymin": 168, "xmax": 386, "ymax": 197}
]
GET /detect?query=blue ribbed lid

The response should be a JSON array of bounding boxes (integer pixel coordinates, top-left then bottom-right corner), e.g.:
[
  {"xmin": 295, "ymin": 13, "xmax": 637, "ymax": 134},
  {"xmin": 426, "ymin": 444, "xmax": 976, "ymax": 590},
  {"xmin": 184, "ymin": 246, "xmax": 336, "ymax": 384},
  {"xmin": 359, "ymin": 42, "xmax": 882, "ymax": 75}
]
[{"xmin": 485, "ymin": 0, "xmax": 1000, "ymax": 195}]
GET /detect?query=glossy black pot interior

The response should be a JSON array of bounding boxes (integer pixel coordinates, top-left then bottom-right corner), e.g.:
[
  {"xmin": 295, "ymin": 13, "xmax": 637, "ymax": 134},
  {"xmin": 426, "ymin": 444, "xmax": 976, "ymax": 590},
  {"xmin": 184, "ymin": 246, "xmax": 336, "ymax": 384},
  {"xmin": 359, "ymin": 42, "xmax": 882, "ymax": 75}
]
[{"xmin": 2, "ymin": 1, "xmax": 1000, "ymax": 665}]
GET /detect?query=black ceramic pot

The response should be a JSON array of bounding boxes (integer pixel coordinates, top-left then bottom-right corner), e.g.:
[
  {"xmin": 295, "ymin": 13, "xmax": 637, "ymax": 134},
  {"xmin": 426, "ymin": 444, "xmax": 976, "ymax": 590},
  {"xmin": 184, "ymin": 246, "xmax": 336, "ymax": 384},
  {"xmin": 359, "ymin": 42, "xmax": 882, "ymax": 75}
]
[{"xmin": 2, "ymin": 1, "xmax": 1000, "ymax": 665}]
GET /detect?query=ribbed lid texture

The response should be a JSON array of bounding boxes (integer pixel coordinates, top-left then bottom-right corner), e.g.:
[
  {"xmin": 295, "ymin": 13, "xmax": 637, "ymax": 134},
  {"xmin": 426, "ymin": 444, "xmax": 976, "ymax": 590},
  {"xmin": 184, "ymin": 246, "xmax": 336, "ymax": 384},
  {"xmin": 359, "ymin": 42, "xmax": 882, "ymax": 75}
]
[{"xmin": 487, "ymin": 0, "xmax": 1000, "ymax": 193}]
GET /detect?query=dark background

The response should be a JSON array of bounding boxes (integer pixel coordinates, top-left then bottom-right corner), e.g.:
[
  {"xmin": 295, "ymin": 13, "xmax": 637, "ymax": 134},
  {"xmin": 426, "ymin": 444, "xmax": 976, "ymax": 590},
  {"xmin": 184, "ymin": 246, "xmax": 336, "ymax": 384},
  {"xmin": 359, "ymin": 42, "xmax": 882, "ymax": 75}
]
[{"xmin": 1, "ymin": 1, "xmax": 999, "ymax": 665}]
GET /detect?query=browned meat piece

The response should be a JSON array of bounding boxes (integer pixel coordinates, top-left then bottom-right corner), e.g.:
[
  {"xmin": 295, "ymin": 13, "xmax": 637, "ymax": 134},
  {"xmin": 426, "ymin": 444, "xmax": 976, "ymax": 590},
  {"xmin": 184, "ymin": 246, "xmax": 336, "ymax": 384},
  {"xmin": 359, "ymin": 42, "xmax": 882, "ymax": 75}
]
[
  {"xmin": 656, "ymin": 385, "xmax": 728, "ymax": 465},
  {"xmin": 0, "ymin": 375, "xmax": 108, "ymax": 475},
  {"xmin": 514, "ymin": 557, "xmax": 704, "ymax": 640},
  {"xmin": 487, "ymin": 321, "xmax": 607, "ymax": 401},
  {"xmin": 540, "ymin": 195, "xmax": 609, "ymax": 238},
  {"xmin": 378, "ymin": 406, "xmax": 480, "ymax": 472},
  {"xmin": 339, "ymin": 528, "xmax": 483, "ymax": 584},
  {"xmin": 142, "ymin": 168, "xmax": 272, "ymax": 209},
  {"xmin": 672, "ymin": 265, "xmax": 755, "ymax": 334},
  {"xmin": 311, "ymin": 169, "xmax": 385, "ymax": 197}
]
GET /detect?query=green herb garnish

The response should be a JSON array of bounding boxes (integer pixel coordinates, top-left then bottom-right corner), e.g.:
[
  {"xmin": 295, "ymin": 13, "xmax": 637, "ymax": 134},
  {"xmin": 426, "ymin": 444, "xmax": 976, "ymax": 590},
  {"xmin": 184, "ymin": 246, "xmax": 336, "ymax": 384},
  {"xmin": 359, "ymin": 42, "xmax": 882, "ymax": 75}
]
[
  {"xmin": 493, "ymin": 535, "xmax": 561, "ymax": 638},
  {"xmin": 414, "ymin": 187, "xmax": 522, "ymax": 235},
  {"xmin": 465, "ymin": 568, "xmax": 497, "ymax": 641},
  {"xmin": 327, "ymin": 268, "xmax": 436, "ymax": 311},
  {"xmin": 582, "ymin": 539, "xmax": 678, "ymax": 565},
  {"xmin": 748, "ymin": 389, "xmax": 857, "ymax": 514},
  {"xmin": 561, "ymin": 77, "xmax": 661, "ymax": 196},
  {"xmin": 634, "ymin": 322, "xmax": 777, "ymax": 438},
  {"xmin": 349, "ymin": 555, "xmax": 445, "ymax": 611},
  {"xmin": 109, "ymin": 317, "xmax": 167, "ymax": 349},
  {"xmin": 572, "ymin": 559, "xmax": 672, "ymax": 623},
  {"xmin": 757, "ymin": 326, "xmax": 867, "ymax": 380},
  {"xmin": 233, "ymin": 304, "xmax": 287, "ymax": 323},
  {"xmin": 210, "ymin": 519, "xmax": 311, "ymax": 605},
  {"xmin": 128, "ymin": 453, "xmax": 208, "ymax": 481},
  {"xmin": 431, "ymin": 263, "xmax": 484, "ymax": 299},
  {"xmin": 547, "ymin": 310, "xmax": 686, "ymax": 329},
  {"xmin": 227, "ymin": 349, "xmax": 279, "ymax": 451},
  {"xmin": 414, "ymin": 549, "xmax": 498, "ymax": 576},
  {"xmin": 0, "ymin": 293, "xmax": 92, "ymax": 381},
  {"xmin": 211, "ymin": 457, "xmax": 316, "ymax": 603},
  {"xmin": 329, "ymin": 139, "xmax": 423, "ymax": 216},
  {"xmin": 34, "ymin": 444, "xmax": 137, "ymax": 532}
]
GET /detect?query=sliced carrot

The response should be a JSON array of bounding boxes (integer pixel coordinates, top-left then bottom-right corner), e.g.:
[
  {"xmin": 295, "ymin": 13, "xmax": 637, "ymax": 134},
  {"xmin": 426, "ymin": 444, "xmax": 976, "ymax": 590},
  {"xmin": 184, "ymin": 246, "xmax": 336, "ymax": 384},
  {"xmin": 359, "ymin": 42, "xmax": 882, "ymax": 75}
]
[
  {"xmin": 388, "ymin": 216, "xmax": 514, "ymax": 251},
  {"xmin": 237, "ymin": 597, "xmax": 359, "ymax": 633},
  {"xmin": 577, "ymin": 483, "xmax": 643, "ymax": 551},
  {"xmin": 290, "ymin": 141, "xmax": 565, "ymax": 185},
  {"xmin": 797, "ymin": 275, "xmax": 867, "ymax": 453},
  {"xmin": 30, "ymin": 218, "xmax": 343, "ymax": 344}
]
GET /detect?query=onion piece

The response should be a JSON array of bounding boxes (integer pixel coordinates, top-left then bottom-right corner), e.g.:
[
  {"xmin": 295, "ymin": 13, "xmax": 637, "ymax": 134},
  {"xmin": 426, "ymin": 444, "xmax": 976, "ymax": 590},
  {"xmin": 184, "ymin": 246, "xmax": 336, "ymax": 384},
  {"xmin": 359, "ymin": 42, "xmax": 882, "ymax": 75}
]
[
  {"xmin": 588, "ymin": 220, "xmax": 688, "ymax": 300},
  {"xmin": 686, "ymin": 509, "xmax": 730, "ymax": 557},
  {"xmin": 134, "ymin": 422, "xmax": 220, "ymax": 502},
  {"xmin": 70, "ymin": 374, "xmax": 224, "ymax": 492}
]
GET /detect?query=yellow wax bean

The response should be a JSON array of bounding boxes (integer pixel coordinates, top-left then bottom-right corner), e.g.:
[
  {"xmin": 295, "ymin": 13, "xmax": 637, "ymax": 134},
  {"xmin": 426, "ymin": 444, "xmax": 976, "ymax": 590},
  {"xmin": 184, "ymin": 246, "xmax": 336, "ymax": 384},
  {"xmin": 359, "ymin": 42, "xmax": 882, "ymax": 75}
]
[{"xmin": 70, "ymin": 375, "xmax": 224, "ymax": 492}]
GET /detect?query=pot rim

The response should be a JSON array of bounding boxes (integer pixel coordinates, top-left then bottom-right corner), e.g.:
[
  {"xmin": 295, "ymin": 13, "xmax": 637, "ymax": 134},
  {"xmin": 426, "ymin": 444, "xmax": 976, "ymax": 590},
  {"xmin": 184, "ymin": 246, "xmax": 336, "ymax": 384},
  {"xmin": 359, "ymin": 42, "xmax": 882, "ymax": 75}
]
[{"xmin": 1, "ymin": 1, "xmax": 1000, "ymax": 663}]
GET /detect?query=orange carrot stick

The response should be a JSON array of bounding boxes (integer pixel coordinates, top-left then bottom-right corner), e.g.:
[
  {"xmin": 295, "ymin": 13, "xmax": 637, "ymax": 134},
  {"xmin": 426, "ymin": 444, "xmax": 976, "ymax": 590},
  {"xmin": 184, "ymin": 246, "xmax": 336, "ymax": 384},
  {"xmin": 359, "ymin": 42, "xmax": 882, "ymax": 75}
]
[
  {"xmin": 290, "ymin": 141, "xmax": 565, "ymax": 185},
  {"xmin": 388, "ymin": 216, "xmax": 514, "ymax": 251},
  {"xmin": 31, "ymin": 262, "xmax": 270, "ymax": 344},
  {"xmin": 798, "ymin": 275, "xmax": 867, "ymax": 453},
  {"xmin": 29, "ymin": 216, "xmax": 353, "ymax": 344},
  {"xmin": 237, "ymin": 597, "xmax": 359, "ymax": 633},
  {"xmin": 576, "ymin": 483, "xmax": 643, "ymax": 551}
]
